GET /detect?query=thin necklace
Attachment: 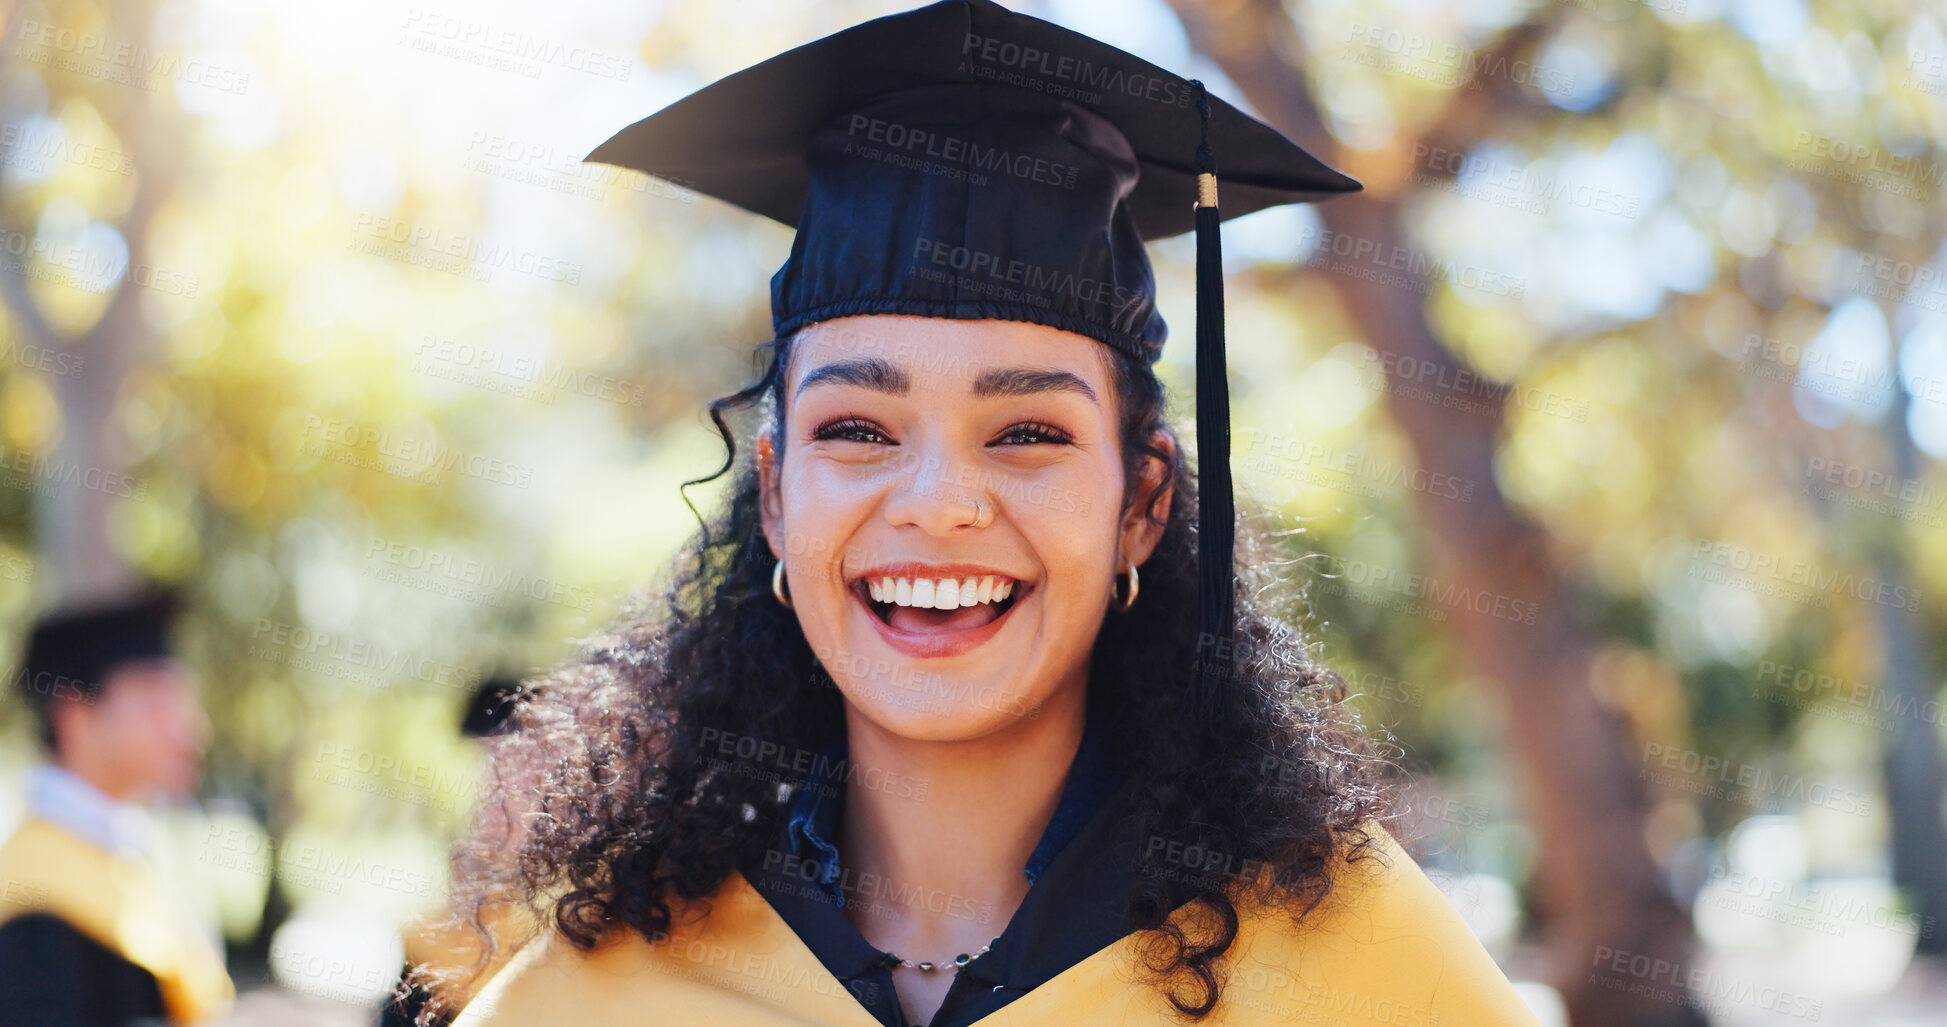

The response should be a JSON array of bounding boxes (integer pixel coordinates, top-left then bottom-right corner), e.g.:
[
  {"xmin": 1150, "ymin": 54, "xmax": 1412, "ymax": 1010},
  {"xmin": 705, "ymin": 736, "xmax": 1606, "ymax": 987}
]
[{"xmin": 876, "ymin": 936, "xmax": 1001, "ymax": 973}]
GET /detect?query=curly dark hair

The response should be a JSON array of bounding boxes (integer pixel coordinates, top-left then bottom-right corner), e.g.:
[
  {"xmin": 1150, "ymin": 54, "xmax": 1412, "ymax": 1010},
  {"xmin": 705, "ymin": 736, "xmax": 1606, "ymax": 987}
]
[{"xmin": 411, "ymin": 329, "xmax": 1395, "ymax": 1023}]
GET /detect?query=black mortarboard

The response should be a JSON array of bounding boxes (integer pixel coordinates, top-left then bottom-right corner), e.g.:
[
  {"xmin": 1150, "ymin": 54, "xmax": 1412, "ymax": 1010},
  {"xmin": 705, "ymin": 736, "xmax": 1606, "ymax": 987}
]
[
  {"xmin": 459, "ymin": 676, "xmax": 524, "ymax": 738},
  {"xmin": 18, "ymin": 589, "xmax": 180, "ymax": 731},
  {"xmin": 587, "ymin": 0, "xmax": 1360, "ymax": 723}
]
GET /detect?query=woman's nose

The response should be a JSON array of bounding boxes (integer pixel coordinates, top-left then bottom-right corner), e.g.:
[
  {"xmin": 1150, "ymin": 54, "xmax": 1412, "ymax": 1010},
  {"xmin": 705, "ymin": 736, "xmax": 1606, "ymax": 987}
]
[{"xmin": 880, "ymin": 447, "xmax": 984, "ymax": 535}]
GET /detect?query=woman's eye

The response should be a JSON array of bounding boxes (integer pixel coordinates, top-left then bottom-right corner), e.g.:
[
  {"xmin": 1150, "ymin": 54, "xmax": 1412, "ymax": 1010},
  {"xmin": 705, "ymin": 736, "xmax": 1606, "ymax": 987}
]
[
  {"xmin": 810, "ymin": 417, "xmax": 893, "ymax": 444},
  {"xmin": 992, "ymin": 421, "xmax": 1074, "ymax": 446}
]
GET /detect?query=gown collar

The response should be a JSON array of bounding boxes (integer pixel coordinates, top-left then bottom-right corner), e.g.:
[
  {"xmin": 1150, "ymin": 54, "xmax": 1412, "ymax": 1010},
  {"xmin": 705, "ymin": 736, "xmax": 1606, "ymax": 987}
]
[
  {"xmin": 26, "ymin": 762, "xmax": 153, "ymax": 859},
  {"xmin": 747, "ymin": 706, "xmax": 1139, "ymax": 1027}
]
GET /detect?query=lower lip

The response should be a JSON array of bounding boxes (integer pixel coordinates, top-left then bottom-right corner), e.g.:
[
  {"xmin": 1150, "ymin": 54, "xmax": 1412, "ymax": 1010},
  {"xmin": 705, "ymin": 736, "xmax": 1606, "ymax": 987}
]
[{"xmin": 855, "ymin": 585, "xmax": 1028, "ymax": 659}]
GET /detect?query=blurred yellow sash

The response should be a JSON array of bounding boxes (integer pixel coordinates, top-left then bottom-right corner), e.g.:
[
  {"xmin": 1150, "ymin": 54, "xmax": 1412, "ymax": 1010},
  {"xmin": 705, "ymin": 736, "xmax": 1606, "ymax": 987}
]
[{"xmin": 0, "ymin": 816, "xmax": 235, "ymax": 1024}]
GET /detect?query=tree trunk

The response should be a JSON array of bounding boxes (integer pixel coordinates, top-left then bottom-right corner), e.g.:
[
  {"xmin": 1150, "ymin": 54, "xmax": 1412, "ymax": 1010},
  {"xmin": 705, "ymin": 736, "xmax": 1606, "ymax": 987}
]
[
  {"xmin": 0, "ymin": 0, "xmax": 173, "ymax": 606},
  {"xmin": 1162, "ymin": 3, "xmax": 1705, "ymax": 1023},
  {"xmin": 1325, "ymin": 194, "xmax": 1702, "ymax": 1027},
  {"xmin": 1872, "ymin": 383, "xmax": 1947, "ymax": 956}
]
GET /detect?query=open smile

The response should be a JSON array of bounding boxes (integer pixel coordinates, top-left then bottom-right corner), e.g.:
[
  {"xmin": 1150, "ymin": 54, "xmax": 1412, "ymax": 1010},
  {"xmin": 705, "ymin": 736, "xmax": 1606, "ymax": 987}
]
[{"xmin": 848, "ymin": 567, "xmax": 1033, "ymax": 659}]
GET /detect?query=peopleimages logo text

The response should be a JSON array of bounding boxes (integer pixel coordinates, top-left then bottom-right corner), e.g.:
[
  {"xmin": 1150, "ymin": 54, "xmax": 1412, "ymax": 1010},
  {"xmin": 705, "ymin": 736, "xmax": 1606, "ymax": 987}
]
[
  {"xmin": 961, "ymin": 33, "xmax": 1194, "ymax": 107},
  {"xmin": 912, "ymin": 238, "xmax": 1144, "ymax": 319},
  {"xmin": 847, "ymin": 116, "xmax": 1078, "ymax": 189}
]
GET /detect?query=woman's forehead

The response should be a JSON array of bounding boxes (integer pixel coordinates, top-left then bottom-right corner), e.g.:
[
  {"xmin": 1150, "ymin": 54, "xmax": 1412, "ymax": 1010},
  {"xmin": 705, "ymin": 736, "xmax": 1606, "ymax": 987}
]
[{"xmin": 788, "ymin": 315, "xmax": 1116, "ymax": 392}]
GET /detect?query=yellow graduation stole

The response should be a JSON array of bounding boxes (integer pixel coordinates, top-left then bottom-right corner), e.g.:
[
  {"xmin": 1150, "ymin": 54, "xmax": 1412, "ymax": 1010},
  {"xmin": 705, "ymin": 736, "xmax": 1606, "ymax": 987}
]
[
  {"xmin": 0, "ymin": 816, "xmax": 236, "ymax": 1025},
  {"xmin": 451, "ymin": 830, "xmax": 1539, "ymax": 1026},
  {"xmin": 402, "ymin": 900, "xmax": 534, "ymax": 1010}
]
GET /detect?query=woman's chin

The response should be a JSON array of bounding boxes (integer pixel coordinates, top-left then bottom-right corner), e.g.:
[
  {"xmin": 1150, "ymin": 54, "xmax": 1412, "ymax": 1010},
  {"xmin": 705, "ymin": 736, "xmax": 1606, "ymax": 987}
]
[
  {"xmin": 836, "ymin": 648, "xmax": 1045, "ymax": 739},
  {"xmin": 841, "ymin": 685, "xmax": 1042, "ymax": 743}
]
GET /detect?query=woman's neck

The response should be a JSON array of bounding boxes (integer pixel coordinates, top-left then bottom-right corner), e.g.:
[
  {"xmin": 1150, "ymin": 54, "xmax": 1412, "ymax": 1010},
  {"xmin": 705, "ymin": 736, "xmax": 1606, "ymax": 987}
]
[{"xmin": 836, "ymin": 684, "xmax": 1088, "ymax": 943}]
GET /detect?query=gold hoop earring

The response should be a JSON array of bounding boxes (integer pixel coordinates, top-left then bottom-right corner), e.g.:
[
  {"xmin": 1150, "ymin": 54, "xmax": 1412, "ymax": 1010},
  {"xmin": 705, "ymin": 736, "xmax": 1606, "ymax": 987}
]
[
  {"xmin": 772, "ymin": 560, "xmax": 793, "ymax": 609},
  {"xmin": 1110, "ymin": 559, "xmax": 1139, "ymax": 613}
]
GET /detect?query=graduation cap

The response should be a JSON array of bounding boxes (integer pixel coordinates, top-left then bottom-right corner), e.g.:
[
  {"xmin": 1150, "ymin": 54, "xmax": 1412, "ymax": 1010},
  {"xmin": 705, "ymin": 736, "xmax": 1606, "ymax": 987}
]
[
  {"xmin": 459, "ymin": 675, "xmax": 526, "ymax": 738},
  {"xmin": 587, "ymin": 0, "xmax": 1360, "ymax": 723},
  {"xmin": 18, "ymin": 590, "xmax": 181, "ymax": 736}
]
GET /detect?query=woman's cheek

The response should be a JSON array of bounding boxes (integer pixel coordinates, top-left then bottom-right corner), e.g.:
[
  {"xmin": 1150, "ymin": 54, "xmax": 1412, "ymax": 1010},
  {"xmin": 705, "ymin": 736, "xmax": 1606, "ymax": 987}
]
[
  {"xmin": 781, "ymin": 464, "xmax": 863, "ymax": 552},
  {"xmin": 794, "ymin": 457, "xmax": 892, "ymax": 514}
]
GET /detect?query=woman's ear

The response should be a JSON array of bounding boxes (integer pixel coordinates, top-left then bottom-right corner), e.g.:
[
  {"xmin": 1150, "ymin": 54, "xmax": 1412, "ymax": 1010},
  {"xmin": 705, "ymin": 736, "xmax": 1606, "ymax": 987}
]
[
  {"xmin": 757, "ymin": 432, "xmax": 785, "ymax": 560},
  {"xmin": 1118, "ymin": 431, "xmax": 1174, "ymax": 568}
]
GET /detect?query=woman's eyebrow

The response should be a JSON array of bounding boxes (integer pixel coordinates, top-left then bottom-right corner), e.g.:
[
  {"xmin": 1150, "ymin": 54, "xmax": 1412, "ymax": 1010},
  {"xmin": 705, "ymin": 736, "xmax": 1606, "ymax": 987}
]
[
  {"xmin": 795, "ymin": 360, "xmax": 1097, "ymax": 405},
  {"xmin": 972, "ymin": 367, "xmax": 1098, "ymax": 404},
  {"xmin": 795, "ymin": 358, "xmax": 911, "ymax": 398}
]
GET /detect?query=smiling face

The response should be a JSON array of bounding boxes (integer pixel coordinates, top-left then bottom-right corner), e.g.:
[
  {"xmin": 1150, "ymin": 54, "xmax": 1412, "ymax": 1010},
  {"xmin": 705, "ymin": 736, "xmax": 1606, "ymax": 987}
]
[{"xmin": 759, "ymin": 315, "xmax": 1169, "ymax": 743}]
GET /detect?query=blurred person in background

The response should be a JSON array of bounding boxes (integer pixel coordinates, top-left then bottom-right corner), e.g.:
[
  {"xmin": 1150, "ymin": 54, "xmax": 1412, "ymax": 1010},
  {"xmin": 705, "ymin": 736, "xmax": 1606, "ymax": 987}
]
[{"xmin": 0, "ymin": 590, "xmax": 235, "ymax": 1026}]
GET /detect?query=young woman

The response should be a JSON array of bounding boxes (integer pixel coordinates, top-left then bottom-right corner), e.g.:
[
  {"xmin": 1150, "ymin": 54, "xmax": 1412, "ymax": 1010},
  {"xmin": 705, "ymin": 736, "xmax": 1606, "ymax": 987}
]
[{"xmin": 416, "ymin": 3, "xmax": 1539, "ymax": 1025}]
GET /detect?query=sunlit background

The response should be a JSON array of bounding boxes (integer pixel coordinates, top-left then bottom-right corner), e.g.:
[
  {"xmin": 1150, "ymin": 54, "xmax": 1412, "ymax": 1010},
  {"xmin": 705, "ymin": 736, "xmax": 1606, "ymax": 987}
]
[{"xmin": 2, "ymin": 0, "xmax": 1945, "ymax": 1024}]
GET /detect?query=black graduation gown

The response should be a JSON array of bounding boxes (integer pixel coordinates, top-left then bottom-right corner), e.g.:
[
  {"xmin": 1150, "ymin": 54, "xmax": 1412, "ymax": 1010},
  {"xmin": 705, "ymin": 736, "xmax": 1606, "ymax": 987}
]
[{"xmin": 0, "ymin": 913, "xmax": 170, "ymax": 1027}]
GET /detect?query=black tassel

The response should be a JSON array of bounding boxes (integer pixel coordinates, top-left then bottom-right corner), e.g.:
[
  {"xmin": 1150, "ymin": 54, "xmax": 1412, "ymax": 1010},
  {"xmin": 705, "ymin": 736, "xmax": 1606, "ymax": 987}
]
[{"xmin": 1188, "ymin": 81, "xmax": 1233, "ymax": 730}]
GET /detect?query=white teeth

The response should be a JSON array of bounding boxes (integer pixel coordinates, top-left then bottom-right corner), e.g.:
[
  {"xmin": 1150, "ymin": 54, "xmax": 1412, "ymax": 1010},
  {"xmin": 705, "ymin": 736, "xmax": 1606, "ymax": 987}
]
[{"xmin": 863, "ymin": 573, "xmax": 1020, "ymax": 608}]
